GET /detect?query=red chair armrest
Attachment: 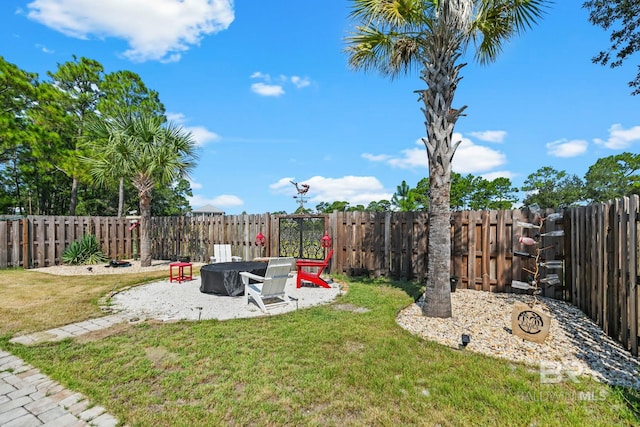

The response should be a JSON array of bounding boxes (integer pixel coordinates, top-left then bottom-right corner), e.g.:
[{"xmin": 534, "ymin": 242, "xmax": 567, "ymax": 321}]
[{"xmin": 296, "ymin": 260, "xmax": 327, "ymax": 267}]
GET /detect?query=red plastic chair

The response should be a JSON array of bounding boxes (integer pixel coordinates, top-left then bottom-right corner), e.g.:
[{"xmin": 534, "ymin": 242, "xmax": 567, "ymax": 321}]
[{"xmin": 295, "ymin": 249, "xmax": 334, "ymax": 288}]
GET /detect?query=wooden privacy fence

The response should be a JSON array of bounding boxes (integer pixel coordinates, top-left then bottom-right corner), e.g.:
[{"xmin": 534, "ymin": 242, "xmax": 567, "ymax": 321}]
[
  {"xmin": 566, "ymin": 195, "xmax": 639, "ymax": 356},
  {"xmin": 0, "ymin": 214, "xmax": 272, "ymax": 269},
  {"xmin": 0, "ymin": 216, "xmax": 139, "ymax": 269},
  {"xmin": 1, "ymin": 209, "xmax": 558, "ymax": 294},
  {"xmin": 1, "ymin": 202, "xmax": 637, "ymax": 355}
]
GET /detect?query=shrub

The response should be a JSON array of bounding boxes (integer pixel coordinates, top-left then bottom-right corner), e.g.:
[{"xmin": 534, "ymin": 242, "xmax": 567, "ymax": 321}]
[{"xmin": 62, "ymin": 235, "xmax": 109, "ymax": 265}]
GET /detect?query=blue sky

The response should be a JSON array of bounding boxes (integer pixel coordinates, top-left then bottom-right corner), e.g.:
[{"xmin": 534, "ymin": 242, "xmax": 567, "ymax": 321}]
[{"xmin": 2, "ymin": 0, "xmax": 638, "ymax": 214}]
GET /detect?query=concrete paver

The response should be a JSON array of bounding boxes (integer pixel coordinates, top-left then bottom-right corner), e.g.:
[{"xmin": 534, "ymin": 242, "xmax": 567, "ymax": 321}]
[
  {"xmin": 2, "ymin": 314, "xmax": 132, "ymax": 426},
  {"xmin": 3, "ymin": 411, "xmax": 41, "ymax": 427}
]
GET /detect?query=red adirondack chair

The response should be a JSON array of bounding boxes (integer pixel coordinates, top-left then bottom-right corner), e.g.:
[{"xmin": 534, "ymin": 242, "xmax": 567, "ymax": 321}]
[{"xmin": 295, "ymin": 249, "xmax": 334, "ymax": 288}]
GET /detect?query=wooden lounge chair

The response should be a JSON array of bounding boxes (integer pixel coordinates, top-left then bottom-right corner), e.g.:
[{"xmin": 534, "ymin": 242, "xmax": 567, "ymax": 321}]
[
  {"xmin": 240, "ymin": 257, "xmax": 294, "ymax": 313},
  {"xmin": 296, "ymin": 249, "xmax": 334, "ymax": 288},
  {"xmin": 210, "ymin": 244, "xmax": 242, "ymax": 263}
]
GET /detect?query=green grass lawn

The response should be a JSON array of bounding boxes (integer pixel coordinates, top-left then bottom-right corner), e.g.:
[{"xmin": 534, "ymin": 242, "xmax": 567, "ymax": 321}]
[{"xmin": 1, "ymin": 271, "xmax": 638, "ymax": 426}]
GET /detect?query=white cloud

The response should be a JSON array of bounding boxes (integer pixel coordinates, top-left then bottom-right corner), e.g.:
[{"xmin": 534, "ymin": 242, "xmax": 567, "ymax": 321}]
[
  {"xmin": 187, "ymin": 126, "xmax": 220, "ymax": 147},
  {"xmin": 593, "ymin": 123, "xmax": 640, "ymax": 149},
  {"xmin": 546, "ymin": 138, "xmax": 588, "ymax": 158},
  {"xmin": 188, "ymin": 179, "xmax": 202, "ymax": 190},
  {"xmin": 251, "ymin": 82, "xmax": 285, "ymax": 97},
  {"xmin": 250, "ymin": 71, "xmax": 269, "ymax": 80},
  {"xmin": 366, "ymin": 134, "xmax": 507, "ymax": 174},
  {"xmin": 271, "ymin": 176, "xmax": 392, "ymax": 206},
  {"xmin": 167, "ymin": 112, "xmax": 220, "ymax": 147},
  {"xmin": 211, "ymin": 194, "xmax": 244, "ymax": 206},
  {"xmin": 166, "ymin": 112, "xmax": 186, "ymax": 122},
  {"xmin": 452, "ymin": 136, "xmax": 507, "ymax": 173},
  {"xmin": 361, "ymin": 153, "xmax": 391, "ymax": 162},
  {"xmin": 188, "ymin": 194, "xmax": 243, "ymax": 209},
  {"xmin": 250, "ymin": 71, "xmax": 311, "ymax": 96},
  {"xmin": 291, "ymin": 76, "xmax": 311, "ymax": 88},
  {"xmin": 469, "ymin": 130, "xmax": 507, "ymax": 143},
  {"xmin": 387, "ymin": 146, "xmax": 428, "ymax": 169},
  {"xmin": 26, "ymin": 0, "xmax": 234, "ymax": 62},
  {"xmin": 270, "ymin": 177, "xmax": 295, "ymax": 191},
  {"xmin": 35, "ymin": 43, "xmax": 54, "ymax": 53}
]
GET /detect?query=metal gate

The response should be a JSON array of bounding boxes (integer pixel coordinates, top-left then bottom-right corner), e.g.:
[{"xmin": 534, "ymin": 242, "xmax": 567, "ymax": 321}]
[{"xmin": 278, "ymin": 215, "xmax": 326, "ymax": 259}]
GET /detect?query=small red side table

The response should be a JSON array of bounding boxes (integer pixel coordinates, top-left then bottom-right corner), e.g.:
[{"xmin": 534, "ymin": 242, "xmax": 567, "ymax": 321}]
[{"xmin": 169, "ymin": 262, "xmax": 193, "ymax": 283}]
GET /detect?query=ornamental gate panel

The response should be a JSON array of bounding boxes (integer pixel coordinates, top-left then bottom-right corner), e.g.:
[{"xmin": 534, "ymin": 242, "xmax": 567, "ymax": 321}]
[{"xmin": 278, "ymin": 216, "xmax": 326, "ymax": 260}]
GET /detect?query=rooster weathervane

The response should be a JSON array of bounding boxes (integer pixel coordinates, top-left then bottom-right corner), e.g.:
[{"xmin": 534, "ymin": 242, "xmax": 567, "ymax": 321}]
[{"xmin": 290, "ymin": 180, "xmax": 310, "ymax": 210}]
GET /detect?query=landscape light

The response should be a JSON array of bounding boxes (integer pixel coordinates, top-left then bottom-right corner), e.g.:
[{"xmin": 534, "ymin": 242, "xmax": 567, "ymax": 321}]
[{"xmin": 461, "ymin": 334, "xmax": 471, "ymax": 347}]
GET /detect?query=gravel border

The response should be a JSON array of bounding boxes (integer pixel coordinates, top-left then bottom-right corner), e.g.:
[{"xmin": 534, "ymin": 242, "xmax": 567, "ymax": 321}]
[
  {"xmin": 27, "ymin": 259, "xmax": 197, "ymax": 275},
  {"xmin": 397, "ymin": 289, "xmax": 640, "ymax": 390}
]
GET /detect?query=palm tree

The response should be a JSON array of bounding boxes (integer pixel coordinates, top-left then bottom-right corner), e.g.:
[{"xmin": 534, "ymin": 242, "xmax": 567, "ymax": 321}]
[
  {"xmin": 345, "ymin": 0, "xmax": 549, "ymax": 317},
  {"xmin": 84, "ymin": 113, "xmax": 198, "ymax": 267}
]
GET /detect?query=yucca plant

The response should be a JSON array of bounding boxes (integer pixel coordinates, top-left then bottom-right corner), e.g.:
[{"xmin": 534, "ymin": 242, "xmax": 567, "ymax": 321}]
[{"xmin": 62, "ymin": 235, "xmax": 109, "ymax": 265}]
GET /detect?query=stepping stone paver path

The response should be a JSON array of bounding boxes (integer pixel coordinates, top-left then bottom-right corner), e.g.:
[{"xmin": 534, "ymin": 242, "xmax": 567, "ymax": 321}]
[{"xmin": 1, "ymin": 313, "xmax": 137, "ymax": 426}]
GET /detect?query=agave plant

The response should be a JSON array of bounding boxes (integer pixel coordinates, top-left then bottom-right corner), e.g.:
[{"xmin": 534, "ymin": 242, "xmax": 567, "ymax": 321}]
[{"xmin": 62, "ymin": 235, "xmax": 108, "ymax": 265}]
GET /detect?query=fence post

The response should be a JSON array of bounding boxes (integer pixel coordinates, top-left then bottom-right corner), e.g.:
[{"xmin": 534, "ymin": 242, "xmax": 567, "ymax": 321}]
[{"xmin": 22, "ymin": 217, "xmax": 29, "ymax": 269}]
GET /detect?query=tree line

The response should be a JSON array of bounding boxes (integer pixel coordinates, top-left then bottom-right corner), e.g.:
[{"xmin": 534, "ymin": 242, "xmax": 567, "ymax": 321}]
[
  {"xmin": 310, "ymin": 153, "xmax": 639, "ymax": 214},
  {"xmin": 1, "ymin": 55, "xmax": 198, "ymax": 267},
  {"xmin": 0, "ymin": 55, "xmax": 195, "ymax": 218}
]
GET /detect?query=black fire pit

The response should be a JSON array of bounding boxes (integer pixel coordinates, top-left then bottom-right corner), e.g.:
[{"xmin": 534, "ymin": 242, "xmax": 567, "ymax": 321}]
[{"xmin": 200, "ymin": 261, "xmax": 268, "ymax": 296}]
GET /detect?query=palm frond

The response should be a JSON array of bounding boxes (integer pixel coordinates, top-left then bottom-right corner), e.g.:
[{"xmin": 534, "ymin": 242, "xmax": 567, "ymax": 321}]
[
  {"xmin": 346, "ymin": 25, "xmax": 425, "ymax": 77},
  {"xmin": 346, "ymin": 26, "xmax": 397, "ymax": 71},
  {"xmin": 349, "ymin": 0, "xmax": 433, "ymax": 28},
  {"xmin": 345, "ymin": 0, "xmax": 437, "ymax": 77},
  {"xmin": 510, "ymin": 0, "xmax": 550, "ymax": 32},
  {"xmin": 470, "ymin": 0, "xmax": 551, "ymax": 64}
]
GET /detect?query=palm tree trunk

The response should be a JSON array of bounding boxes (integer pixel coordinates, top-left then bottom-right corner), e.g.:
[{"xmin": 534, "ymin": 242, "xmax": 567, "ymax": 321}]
[
  {"xmin": 118, "ymin": 177, "xmax": 124, "ymax": 217},
  {"xmin": 69, "ymin": 177, "xmax": 78, "ymax": 215},
  {"xmin": 423, "ymin": 174, "xmax": 453, "ymax": 317},
  {"xmin": 419, "ymin": 23, "xmax": 467, "ymax": 318},
  {"xmin": 139, "ymin": 191, "xmax": 152, "ymax": 267}
]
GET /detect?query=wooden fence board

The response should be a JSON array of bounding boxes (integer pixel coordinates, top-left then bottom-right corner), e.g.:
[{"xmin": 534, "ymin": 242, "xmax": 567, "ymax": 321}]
[
  {"xmin": 510, "ymin": 210, "xmax": 522, "ymax": 290},
  {"xmin": 384, "ymin": 212, "xmax": 391, "ymax": 276},
  {"xmin": 629, "ymin": 195, "xmax": 638, "ymax": 356},
  {"xmin": 590, "ymin": 204, "xmax": 599, "ymax": 322},
  {"xmin": 390, "ymin": 213, "xmax": 402, "ymax": 278},
  {"xmin": 465, "ymin": 211, "xmax": 476, "ymax": 289},
  {"xmin": 612, "ymin": 201, "xmax": 621, "ymax": 341},
  {"xmin": 597, "ymin": 202, "xmax": 606, "ymax": 327},
  {"xmin": 21, "ymin": 218, "xmax": 28, "ymax": 268},
  {"xmin": 606, "ymin": 202, "xmax": 615, "ymax": 336},
  {"xmin": 620, "ymin": 198, "xmax": 629, "ymax": 347},
  {"xmin": 496, "ymin": 210, "xmax": 507, "ymax": 292},
  {"xmin": 452, "ymin": 210, "xmax": 463, "ymax": 285},
  {"xmin": 403, "ymin": 212, "xmax": 413, "ymax": 278},
  {"xmin": 354, "ymin": 211, "xmax": 364, "ymax": 271},
  {"xmin": 577, "ymin": 208, "xmax": 590, "ymax": 313},
  {"xmin": 0, "ymin": 221, "xmax": 7, "ymax": 267}
]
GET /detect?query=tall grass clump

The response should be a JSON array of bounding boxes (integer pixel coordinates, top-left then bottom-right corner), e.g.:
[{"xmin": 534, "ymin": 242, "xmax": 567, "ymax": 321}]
[{"xmin": 62, "ymin": 234, "xmax": 109, "ymax": 265}]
